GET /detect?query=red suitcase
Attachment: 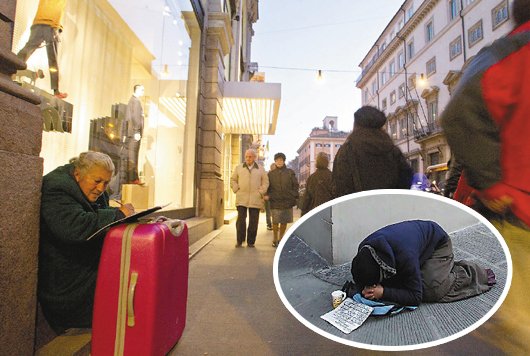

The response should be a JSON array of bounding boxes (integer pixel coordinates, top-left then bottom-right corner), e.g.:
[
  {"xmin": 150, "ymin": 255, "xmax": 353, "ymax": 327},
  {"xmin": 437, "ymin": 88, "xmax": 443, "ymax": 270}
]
[{"xmin": 92, "ymin": 218, "xmax": 188, "ymax": 356}]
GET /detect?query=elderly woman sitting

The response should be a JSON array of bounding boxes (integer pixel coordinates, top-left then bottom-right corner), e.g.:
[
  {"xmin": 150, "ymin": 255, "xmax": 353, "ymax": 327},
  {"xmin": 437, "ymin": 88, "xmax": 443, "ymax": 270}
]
[{"xmin": 38, "ymin": 151, "xmax": 135, "ymax": 332}]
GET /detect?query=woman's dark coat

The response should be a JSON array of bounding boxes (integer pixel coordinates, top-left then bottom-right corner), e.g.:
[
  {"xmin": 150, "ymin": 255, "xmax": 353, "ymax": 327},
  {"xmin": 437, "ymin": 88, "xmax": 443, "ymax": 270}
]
[
  {"xmin": 268, "ymin": 166, "xmax": 299, "ymax": 210},
  {"xmin": 39, "ymin": 163, "xmax": 123, "ymax": 329},
  {"xmin": 301, "ymin": 168, "xmax": 333, "ymax": 215},
  {"xmin": 332, "ymin": 127, "xmax": 413, "ymax": 198}
]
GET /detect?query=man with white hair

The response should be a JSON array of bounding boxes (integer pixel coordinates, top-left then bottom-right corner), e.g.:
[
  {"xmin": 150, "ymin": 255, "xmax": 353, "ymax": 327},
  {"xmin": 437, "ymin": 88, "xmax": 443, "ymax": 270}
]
[
  {"xmin": 230, "ymin": 149, "xmax": 269, "ymax": 247},
  {"xmin": 39, "ymin": 151, "xmax": 135, "ymax": 331}
]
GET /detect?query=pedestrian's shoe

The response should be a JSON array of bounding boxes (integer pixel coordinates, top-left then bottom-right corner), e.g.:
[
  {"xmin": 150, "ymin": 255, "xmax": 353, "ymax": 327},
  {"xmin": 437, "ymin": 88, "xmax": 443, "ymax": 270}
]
[
  {"xmin": 247, "ymin": 243, "xmax": 255, "ymax": 248},
  {"xmin": 54, "ymin": 91, "xmax": 68, "ymax": 99},
  {"xmin": 235, "ymin": 243, "xmax": 243, "ymax": 248},
  {"xmin": 272, "ymin": 241, "xmax": 278, "ymax": 247},
  {"xmin": 267, "ymin": 226, "xmax": 273, "ymax": 231}
]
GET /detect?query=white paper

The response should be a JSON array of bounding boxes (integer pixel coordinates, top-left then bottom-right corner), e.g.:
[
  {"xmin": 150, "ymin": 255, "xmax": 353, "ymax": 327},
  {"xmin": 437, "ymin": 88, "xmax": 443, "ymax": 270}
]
[{"xmin": 320, "ymin": 298, "xmax": 373, "ymax": 334}]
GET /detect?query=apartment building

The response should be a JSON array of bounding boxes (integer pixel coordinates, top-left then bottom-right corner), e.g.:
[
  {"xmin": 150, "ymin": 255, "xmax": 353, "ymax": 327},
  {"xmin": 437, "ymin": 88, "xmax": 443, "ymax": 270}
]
[{"xmin": 356, "ymin": 0, "xmax": 514, "ymax": 174}]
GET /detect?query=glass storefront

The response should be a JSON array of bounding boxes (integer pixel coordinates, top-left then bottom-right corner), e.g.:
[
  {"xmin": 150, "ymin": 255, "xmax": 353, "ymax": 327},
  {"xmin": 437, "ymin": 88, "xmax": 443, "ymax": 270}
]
[{"xmin": 12, "ymin": 0, "xmax": 200, "ymax": 210}]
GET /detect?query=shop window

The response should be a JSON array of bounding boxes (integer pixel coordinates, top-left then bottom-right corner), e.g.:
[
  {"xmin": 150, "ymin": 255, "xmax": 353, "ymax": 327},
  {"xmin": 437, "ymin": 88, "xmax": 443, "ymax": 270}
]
[{"xmin": 12, "ymin": 0, "xmax": 200, "ymax": 210}]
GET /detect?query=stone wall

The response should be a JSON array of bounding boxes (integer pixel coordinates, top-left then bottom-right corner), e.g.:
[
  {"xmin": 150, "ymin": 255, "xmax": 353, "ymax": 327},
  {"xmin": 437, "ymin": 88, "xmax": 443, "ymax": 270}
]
[{"xmin": 0, "ymin": 0, "xmax": 44, "ymax": 354}]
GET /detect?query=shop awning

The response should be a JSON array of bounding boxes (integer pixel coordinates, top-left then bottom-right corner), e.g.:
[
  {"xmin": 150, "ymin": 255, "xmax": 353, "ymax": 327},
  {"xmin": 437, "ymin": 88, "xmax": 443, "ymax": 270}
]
[{"xmin": 221, "ymin": 81, "xmax": 281, "ymax": 135}]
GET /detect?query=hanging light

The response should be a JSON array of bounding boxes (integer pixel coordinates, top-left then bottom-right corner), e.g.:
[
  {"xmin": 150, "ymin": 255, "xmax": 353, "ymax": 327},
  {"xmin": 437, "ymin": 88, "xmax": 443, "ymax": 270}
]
[
  {"xmin": 162, "ymin": 64, "xmax": 170, "ymax": 78},
  {"xmin": 417, "ymin": 73, "xmax": 427, "ymax": 87},
  {"xmin": 317, "ymin": 69, "xmax": 323, "ymax": 82}
]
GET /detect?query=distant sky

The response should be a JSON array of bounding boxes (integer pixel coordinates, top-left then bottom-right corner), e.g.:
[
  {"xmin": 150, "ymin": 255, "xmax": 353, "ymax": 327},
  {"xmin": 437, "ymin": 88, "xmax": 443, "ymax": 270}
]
[{"xmin": 252, "ymin": 0, "xmax": 403, "ymax": 164}]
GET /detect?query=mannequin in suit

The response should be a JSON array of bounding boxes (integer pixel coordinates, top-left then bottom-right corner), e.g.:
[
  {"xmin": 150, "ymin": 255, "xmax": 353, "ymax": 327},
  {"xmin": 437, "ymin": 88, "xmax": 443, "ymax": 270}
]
[{"xmin": 122, "ymin": 84, "xmax": 145, "ymax": 184}]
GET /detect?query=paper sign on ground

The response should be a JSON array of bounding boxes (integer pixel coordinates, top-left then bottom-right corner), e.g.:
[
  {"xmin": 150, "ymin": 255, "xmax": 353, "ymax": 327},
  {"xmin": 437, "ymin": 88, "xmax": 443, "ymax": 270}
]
[{"xmin": 320, "ymin": 298, "xmax": 373, "ymax": 334}]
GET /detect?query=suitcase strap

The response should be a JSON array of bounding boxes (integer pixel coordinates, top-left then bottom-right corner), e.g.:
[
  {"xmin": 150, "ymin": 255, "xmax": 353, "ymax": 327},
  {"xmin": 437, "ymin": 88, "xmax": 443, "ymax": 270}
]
[{"xmin": 114, "ymin": 223, "xmax": 138, "ymax": 356}]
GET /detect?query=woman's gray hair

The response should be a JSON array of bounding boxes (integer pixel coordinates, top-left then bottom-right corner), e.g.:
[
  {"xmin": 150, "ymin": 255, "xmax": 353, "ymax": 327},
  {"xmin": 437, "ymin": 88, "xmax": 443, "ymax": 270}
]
[{"xmin": 70, "ymin": 151, "xmax": 115, "ymax": 177}]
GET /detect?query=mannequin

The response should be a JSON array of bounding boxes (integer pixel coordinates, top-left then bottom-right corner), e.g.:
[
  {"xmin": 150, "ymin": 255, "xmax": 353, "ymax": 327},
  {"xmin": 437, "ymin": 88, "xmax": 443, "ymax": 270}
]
[
  {"xmin": 17, "ymin": 0, "xmax": 68, "ymax": 99},
  {"xmin": 122, "ymin": 84, "xmax": 145, "ymax": 184}
]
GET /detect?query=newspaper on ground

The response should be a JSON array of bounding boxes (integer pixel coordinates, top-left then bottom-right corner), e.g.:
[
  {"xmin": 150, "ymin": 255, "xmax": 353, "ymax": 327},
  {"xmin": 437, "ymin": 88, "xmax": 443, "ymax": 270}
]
[{"xmin": 320, "ymin": 298, "xmax": 374, "ymax": 334}]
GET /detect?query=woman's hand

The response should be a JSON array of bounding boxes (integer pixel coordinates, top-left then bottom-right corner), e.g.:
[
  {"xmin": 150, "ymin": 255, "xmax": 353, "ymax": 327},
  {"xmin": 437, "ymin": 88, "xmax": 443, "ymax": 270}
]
[{"xmin": 119, "ymin": 203, "xmax": 135, "ymax": 217}]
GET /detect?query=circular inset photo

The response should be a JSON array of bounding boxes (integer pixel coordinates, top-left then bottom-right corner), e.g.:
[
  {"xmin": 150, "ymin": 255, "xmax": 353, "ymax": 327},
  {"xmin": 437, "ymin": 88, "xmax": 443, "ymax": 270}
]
[{"xmin": 273, "ymin": 190, "xmax": 511, "ymax": 351}]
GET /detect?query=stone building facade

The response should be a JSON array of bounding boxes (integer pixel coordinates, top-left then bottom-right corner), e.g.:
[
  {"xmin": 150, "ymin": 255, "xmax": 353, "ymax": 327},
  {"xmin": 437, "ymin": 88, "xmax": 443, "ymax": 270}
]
[{"xmin": 356, "ymin": 0, "xmax": 515, "ymax": 176}]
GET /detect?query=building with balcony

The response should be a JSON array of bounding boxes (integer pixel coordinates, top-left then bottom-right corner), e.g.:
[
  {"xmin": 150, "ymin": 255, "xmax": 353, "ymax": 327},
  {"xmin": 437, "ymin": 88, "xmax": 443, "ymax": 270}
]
[
  {"xmin": 296, "ymin": 116, "xmax": 349, "ymax": 188},
  {"xmin": 356, "ymin": 0, "xmax": 514, "ymax": 174}
]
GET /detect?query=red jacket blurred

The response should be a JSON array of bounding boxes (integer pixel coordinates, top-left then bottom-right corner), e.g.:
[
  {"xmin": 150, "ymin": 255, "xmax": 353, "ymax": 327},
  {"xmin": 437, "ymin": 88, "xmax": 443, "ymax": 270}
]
[{"xmin": 442, "ymin": 21, "xmax": 530, "ymax": 226}]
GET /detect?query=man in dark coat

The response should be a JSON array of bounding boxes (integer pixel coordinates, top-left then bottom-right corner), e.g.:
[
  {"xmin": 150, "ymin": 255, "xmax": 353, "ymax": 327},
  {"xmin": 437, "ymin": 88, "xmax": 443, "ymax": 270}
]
[
  {"xmin": 351, "ymin": 220, "xmax": 493, "ymax": 306},
  {"xmin": 332, "ymin": 106, "xmax": 413, "ymax": 198},
  {"xmin": 301, "ymin": 152, "xmax": 333, "ymax": 216},
  {"xmin": 39, "ymin": 151, "xmax": 134, "ymax": 331}
]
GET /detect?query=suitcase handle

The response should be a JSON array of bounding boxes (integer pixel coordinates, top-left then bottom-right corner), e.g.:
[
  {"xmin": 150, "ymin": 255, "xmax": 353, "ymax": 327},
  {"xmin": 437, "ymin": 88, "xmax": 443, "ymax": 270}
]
[
  {"xmin": 153, "ymin": 217, "xmax": 185, "ymax": 237},
  {"xmin": 127, "ymin": 272, "xmax": 138, "ymax": 327}
]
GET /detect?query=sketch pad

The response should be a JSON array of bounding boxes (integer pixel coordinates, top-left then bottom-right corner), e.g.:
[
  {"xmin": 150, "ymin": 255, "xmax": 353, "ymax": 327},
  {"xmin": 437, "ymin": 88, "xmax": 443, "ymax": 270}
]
[{"xmin": 87, "ymin": 203, "xmax": 170, "ymax": 241}]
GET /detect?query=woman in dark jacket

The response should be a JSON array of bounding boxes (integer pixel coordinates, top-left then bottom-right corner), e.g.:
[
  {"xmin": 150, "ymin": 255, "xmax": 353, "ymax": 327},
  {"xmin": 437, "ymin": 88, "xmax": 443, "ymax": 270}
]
[
  {"xmin": 267, "ymin": 152, "xmax": 299, "ymax": 247},
  {"xmin": 39, "ymin": 151, "xmax": 135, "ymax": 331},
  {"xmin": 301, "ymin": 152, "xmax": 333, "ymax": 216},
  {"xmin": 332, "ymin": 106, "xmax": 413, "ymax": 198}
]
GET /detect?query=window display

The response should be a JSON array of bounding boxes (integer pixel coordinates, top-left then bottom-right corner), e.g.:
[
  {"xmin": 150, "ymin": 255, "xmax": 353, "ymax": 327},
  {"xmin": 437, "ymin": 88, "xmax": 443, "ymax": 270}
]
[{"xmin": 12, "ymin": 0, "xmax": 199, "ymax": 211}]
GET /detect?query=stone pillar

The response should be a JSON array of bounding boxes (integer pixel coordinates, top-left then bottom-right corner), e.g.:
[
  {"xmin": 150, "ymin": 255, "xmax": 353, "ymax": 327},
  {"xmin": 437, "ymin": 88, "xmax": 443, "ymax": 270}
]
[
  {"xmin": 0, "ymin": 1, "xmax": 44, "ymax": 355},
  {"xmin": 197, "ymin": 10, "xmax": 232, "ymax": 228}
]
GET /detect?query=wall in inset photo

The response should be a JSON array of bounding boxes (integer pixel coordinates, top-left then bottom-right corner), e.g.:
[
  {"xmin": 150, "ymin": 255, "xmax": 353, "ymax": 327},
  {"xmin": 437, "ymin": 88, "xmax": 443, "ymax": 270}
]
[{"xmin": 294, "ymin": 191, "xmax": 479, "ymax": 265}]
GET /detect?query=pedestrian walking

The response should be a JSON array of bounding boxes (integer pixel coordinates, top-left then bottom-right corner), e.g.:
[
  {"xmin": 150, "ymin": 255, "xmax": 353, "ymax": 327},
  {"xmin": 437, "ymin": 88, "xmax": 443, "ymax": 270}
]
[
  {"xmin": 230, "ymin": 149, "xmax": 269, "ymax": 247},
  {"xmin": 301, "ymin": 152, "xmax": 333, "ymax": 216},
  {"xmin": 332, "ymin": 106, "xmax": 413, "ymax": 198},
  {"xmin": 267, "ymin": 153, "xmax": 299, "ymax": 247},
  {"xmin": 440, "ymin": 1, "xmax": 530, "ymax": 352}
]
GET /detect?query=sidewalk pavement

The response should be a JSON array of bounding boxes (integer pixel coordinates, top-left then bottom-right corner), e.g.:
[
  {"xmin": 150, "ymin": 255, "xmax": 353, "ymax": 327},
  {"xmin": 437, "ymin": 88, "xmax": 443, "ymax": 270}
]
[
  {"xmin": 170, "ymin": 211, "xmax": 502, "ymax": 355},
  {"xmin": 170, "ymin": 211, "xmax": 358, "ymax": 355}
]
